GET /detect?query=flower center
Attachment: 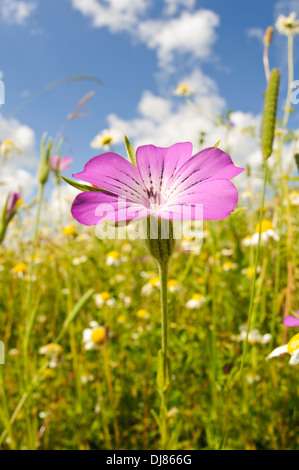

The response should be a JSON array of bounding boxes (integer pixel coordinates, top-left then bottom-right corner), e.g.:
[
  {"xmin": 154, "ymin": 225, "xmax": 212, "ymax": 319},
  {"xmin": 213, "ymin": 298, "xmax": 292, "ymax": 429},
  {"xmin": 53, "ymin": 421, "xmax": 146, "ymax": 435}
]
[
  {"xmin": 146, "ymin": 185, "xmax": 162, "ymax": 210},
  {"xmin": 101, "ymin": 136, "xmax": 113, "ymax": 146},
  {"xmin": 100, "ymin": 292, "xmax": 111, "ymax": 301},
  {"xmin": 287, "ymin": 333, "xmax": 299, "ymax": 354},
  {"xmin": 91, "ymin": 327, "xmax": 106, "ymax": 345},
  {"xmin": 255, "ymin": 220, "xmax": 273, "ymax": 233}
]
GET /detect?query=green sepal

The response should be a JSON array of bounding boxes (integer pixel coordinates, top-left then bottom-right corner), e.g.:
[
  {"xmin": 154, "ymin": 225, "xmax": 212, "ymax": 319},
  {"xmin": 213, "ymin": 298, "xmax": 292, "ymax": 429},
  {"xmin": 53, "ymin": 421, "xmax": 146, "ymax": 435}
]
[
  {"xmin": 124, "ymin": 135, "xmax": 136, "ymax": 166},
  {"xmin": 144, "ymin": 216, "xmax": 176, "ymax": 265},
  {"xmin": 61, "ymin": 175, "xmax": 110, "ymax": 194},
  {"xmin": 38, "ymin": 133, "xmax": 54, "ymax": 184}
]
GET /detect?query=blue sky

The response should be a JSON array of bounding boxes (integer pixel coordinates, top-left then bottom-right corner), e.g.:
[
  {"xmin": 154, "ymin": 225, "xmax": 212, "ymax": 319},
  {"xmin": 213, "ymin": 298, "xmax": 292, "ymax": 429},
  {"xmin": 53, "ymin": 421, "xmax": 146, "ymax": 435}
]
[{"xmin": 0, "ymin": 0, "xmax": 298, "ymax": 200}]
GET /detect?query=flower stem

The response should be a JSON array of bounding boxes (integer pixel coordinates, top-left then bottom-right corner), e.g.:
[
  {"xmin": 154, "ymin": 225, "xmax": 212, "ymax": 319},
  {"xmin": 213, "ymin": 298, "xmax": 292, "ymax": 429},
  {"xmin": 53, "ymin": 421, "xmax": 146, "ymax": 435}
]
[
  {"xmin": 158, "ymin": 260, "xmax": 169, "ymax": 449},
  {"xmin": 282, "ymin": 34, "xmax": 294, "ymax": 130},
  {"xmin": 240, "ymin": 162, "xmax": 269, "ymax": 373},
  {"xmin": 103, "ymin": 343, "xmax": 120, "ymax": 449}
]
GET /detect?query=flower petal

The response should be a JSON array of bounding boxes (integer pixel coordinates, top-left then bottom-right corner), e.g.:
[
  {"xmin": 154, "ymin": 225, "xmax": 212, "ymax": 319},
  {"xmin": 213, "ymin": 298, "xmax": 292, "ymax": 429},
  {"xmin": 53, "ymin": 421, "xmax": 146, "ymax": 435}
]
[
  {"xmin": 73, "ymin": 152, "xmax": 146, "ymax": 205},
  {"xmin": 136, "ymin": 142, "xmax": 193, "ymax": 194},
  {"xmin": 266, "ymin": 345, "xmax": 288, "ymax": 359},
  {"xmin": 283, "ymin": 315, "xmax": 299, "ymax": 327},
  {"xmin": 71, "ymin": 191, "xmax": 148, "ymax": 226},
  {"xmin": 163, "ymin": 179, "xmax": 239, "ymax": 220},
  {"xmin": 59, "ymin": 156, "xmax": 73, "ymax": 172},
  {"xmin": 289, "ymin": 353, "xmax": 299, "ymax": 365},
  {"xmin": 164, "ymin": 147, "xmax": 243, "ymax": 201}
]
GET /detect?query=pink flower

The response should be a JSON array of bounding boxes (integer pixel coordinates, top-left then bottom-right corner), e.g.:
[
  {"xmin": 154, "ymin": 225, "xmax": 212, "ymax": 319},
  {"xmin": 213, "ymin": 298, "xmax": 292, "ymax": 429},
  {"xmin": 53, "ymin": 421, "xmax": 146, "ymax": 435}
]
[
  {"xmin": 283, "ymin": 314, "xmax": 299, "ymax": 327},
  {"xmin": 6, "ymin": 192, "xmax": 21, "ymax": 220},
  {"xmin": 50, "ymin": 155, "xmax": 73, "ymax": 173},
  {"xmin": 70, "ymin": 142, "xmax": 243, "ymax": 226}
]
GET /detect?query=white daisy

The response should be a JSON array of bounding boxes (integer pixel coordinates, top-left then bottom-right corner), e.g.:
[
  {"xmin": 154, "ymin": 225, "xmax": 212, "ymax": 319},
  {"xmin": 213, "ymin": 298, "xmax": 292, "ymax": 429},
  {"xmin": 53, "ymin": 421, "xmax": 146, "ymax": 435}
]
[
  {"xmin": 266, "ymin": 333, "xmax": 299, "ymax": 365},
  {"xmin": 90, "ymin": 128, "xmax": 122, "ymax": 149},
  {"xmin": 186, "ymin": 294, "xmax": 206, "ymax": 309},
  {"xmin": 276, "ymin": 12, "xmax": 299, "ymax": 36},
  {"xmin": 83, "ymin": 321, "xmax": 107, "ymax": 350}
]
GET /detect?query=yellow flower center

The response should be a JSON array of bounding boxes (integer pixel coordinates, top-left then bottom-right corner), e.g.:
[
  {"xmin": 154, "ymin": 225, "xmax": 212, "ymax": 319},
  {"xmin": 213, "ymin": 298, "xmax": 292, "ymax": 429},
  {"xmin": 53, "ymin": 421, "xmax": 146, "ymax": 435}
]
[
  {"xmin": 167, "ymin": 279, "xmax": 179, "ymax": 288},
  {"xmin": 107, "ymin": 250, "xmax": 120, "ymax": 259},
  {"xmin": 3, "ymin": 140, "xmax": 14, "ymax": 146},
  {"xmin": 223, "ymin": 262, "xmax": 233, "ymax": 269},
  {"xmin": 255, "ymin": 220, "xmax": 273, "ymax": 233},
  {"xmin": 100, "ymin": 292, "xmax": 111, "ymax": 301},
  {"xmin": 192, "ymin": 294, "xmax": 203, "ymax": 301},
  {"xmin": 287, "ymin": 333, "xmax": 299, "ymax": 354},
  {"xmin": 101, "ymin": 136, "xmax": 113, "ymax": 146},
  {"xmin": 13, "ymin": 263, "xmax": 28, "ymax": 273},
  {"xmin": 149, "ymin": 276, "xmax": 160, "ymax": 286},
  {"xmin": 117, "ymin": 314, "xmax": 126, "ymax": 323},
  {"xmin": 91, "ymin": 327, "xmax": 106, "ymax": 345},
  {"xmin": 246, "ymin": 267, "xmax": 255, "ymax": 278},
  {"xmin": 136, "ymin": 309, "xmax": 149, "ymax": 318},
  {"xmin": 62, "ymin": 225, "xmax": 77, "ymax": 236}
]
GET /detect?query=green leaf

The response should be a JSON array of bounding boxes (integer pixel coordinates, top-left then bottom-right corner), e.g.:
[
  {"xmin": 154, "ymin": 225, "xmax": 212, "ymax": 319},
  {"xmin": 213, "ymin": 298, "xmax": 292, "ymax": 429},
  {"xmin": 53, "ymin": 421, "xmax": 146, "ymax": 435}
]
[
  {"xmin": 124, "ymin": 135, "xmax": 136, "ymax": 166},
  {"xmin": 56, "ymin": 288, "xmax": 95, "ymax": 342}
]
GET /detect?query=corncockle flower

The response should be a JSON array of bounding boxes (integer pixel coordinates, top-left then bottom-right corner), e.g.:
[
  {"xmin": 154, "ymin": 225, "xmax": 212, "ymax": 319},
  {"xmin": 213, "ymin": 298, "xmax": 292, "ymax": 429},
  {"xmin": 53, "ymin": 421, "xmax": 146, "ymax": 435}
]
[
  {"xmin": 6, "ymin": 192, "xmax": 21, "ymax": 220},
  {"xmin": 50, "ymin": 154, "xmax": 73, "ymax": 173},
  {"xmin": 267, "ymin": 333, "xmax": 299, "ymax": 365},
  {"xmin": 71, "ymin": 142, "xmax": 243, "ymax": 227},
  {"xmin": 283, "ymin": 314, "xmax": 299, "ymax": 327},
  {"xmin": 67, "ymin": 139, "xmax": 243, "ymax": 448},
  {"xmin": 0, "ymin": 192, "xmax": 22, "ymax": 243}
]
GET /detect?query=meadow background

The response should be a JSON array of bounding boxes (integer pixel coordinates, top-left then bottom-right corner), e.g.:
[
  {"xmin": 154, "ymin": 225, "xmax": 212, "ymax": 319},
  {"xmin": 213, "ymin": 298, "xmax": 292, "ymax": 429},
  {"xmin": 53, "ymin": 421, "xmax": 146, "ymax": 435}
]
[{"xmin": 0, "ymin": 0, "xmax": 299, "ymax": 450}]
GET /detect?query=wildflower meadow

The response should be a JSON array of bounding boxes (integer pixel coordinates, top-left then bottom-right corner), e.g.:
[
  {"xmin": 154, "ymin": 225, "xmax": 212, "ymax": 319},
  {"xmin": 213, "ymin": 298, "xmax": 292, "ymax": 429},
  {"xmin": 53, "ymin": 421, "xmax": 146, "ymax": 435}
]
[{"xmin": 0, "ymin": 3, "xmax": 299, "ymax": 452}]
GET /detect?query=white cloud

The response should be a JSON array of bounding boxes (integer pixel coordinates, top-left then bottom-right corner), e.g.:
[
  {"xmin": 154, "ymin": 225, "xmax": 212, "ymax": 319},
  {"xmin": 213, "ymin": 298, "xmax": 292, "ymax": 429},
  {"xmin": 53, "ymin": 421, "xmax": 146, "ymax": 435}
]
[
  {"xmin": 163, "ymin": 0, "xmax": 195, "ymax": 16},
  {"xmin": 137, "ymin": 10, "xmax": 220, "ymax": 67},
  {"xmin": 0, "ymin": 113, "xmax": 37, "ymax": 168},
  {"xmin": 246, "ymin": 27, "xmax": 264, "ymax": 41},
  {"xmin": 0, "ymin": 0, "xmax": 36, "ymax": 25},
  {"xmin": 71, "ymin": 2, "xmax": 220, "ymax": 69},
  {"xmin": 274, "ymin": 0, "xmax": 299, "ymax": 18},
  {"xmin": 47, "ymin": 183, "xmax": 80, "ymax": 225},
  {"xmin": 70, "ymin": 0, "xmax": 149, "ymax": 33},
  {"xmin": 100, "ymin": 67, "xmax": 265, "ymax": 192},
  {"xmin": 0, "ymin": 113, "xmax": 37, "ymax": 201}
]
